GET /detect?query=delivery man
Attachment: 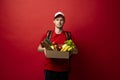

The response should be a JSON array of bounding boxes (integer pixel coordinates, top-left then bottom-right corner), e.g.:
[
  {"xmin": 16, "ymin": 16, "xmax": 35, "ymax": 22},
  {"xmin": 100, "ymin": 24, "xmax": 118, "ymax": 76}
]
[{"xmin": 38, "ymin": 12, "xmax": 78, "ymax": 80}]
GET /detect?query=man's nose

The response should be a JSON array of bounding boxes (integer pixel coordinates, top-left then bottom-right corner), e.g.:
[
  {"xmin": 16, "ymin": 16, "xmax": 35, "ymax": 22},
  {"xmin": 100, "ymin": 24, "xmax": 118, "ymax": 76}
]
[{"xmin": 58, "ymin": 20, "xmax": 61, "ymax": 23}]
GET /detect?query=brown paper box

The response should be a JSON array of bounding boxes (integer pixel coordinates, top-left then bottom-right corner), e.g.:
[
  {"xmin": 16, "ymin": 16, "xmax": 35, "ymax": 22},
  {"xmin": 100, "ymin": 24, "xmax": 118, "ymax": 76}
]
[{"xmin": 44, "ymin": 49, "xmax": 70, "ymax": 59}]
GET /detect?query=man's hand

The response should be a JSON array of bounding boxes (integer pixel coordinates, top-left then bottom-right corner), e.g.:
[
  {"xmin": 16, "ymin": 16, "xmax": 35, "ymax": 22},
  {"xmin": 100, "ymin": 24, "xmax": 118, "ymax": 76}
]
[{"xmin": 38, "ymin": 44, "xmax": 46, "ymax": 52}]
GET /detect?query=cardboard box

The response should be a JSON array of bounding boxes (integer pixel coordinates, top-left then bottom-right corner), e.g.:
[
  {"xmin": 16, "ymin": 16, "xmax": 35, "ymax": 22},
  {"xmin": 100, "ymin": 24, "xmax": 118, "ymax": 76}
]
[{"xmin": 44, "ymin": 49, "xmax": 70, "ymax": 59}]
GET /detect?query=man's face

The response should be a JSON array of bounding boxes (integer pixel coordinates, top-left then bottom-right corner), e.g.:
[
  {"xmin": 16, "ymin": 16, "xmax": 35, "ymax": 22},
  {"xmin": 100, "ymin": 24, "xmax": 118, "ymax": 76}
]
[{"xmin": 53, "ymin": 17, "xmax": 65, "ymax": 29}]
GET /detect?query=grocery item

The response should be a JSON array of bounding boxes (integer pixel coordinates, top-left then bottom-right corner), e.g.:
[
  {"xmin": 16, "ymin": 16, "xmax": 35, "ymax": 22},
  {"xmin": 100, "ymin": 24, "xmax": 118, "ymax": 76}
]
[
  {"xmin": 42, "ymin": 38, "xmax": 75, "ymax": 52},
  {"xmin": 60, "ymin": 39, "xmax": 75, "ymax": 52},
  {"xmin": 41, "ymin": 38, "xmax": 54, "ymax": 50}
]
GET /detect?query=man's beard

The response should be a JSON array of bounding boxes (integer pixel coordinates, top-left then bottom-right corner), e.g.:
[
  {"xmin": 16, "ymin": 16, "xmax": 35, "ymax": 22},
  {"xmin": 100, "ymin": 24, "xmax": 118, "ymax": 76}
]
[{"xmin": 56, "ymin": 26, "xmax": 63, "ymax": 29}]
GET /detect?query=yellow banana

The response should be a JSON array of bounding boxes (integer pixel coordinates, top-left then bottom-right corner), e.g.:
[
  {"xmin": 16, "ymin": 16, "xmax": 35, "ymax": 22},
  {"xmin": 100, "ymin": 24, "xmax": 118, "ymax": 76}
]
[
  {"xmin": 63, "ymin": 46, "xmax": 71, "ymax": 52},
  {"xmin": 67, "ymin": 47, "xmax": 73, "ymax": 51},
  {"xmin": 62, "ymin": 44, "xmax": 67, "ymax": 48},
  {"xmin": 60, "ymin": 44, "xmax": 67, "ymax": 51}
]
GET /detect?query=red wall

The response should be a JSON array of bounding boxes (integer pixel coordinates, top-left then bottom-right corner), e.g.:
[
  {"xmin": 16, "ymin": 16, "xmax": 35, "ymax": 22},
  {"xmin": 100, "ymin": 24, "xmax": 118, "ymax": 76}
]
[{"xmin": 0, "ymin": 0, "xmax": 120, "ymax": 80}]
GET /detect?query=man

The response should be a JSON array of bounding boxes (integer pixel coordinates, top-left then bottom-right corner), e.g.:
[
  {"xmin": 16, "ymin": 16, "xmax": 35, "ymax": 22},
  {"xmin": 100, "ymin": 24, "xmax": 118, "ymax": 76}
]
[{"xmin": 38, "ymin": 12, "xmax": 78, "ymax": 80}]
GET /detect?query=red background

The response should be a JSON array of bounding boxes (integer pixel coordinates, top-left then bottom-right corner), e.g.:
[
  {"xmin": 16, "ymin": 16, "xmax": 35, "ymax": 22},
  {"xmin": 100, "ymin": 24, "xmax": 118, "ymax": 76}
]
[{"xmin": 0, "ymin": 0, "xmax": 120, "ymax": 80}]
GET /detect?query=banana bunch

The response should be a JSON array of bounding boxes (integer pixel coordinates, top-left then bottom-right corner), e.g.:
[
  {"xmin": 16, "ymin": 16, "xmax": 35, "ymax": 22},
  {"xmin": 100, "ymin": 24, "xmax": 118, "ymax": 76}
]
[{"xmin": 60, "ymin": 39, "xmax": 75, "ymax": 52}]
